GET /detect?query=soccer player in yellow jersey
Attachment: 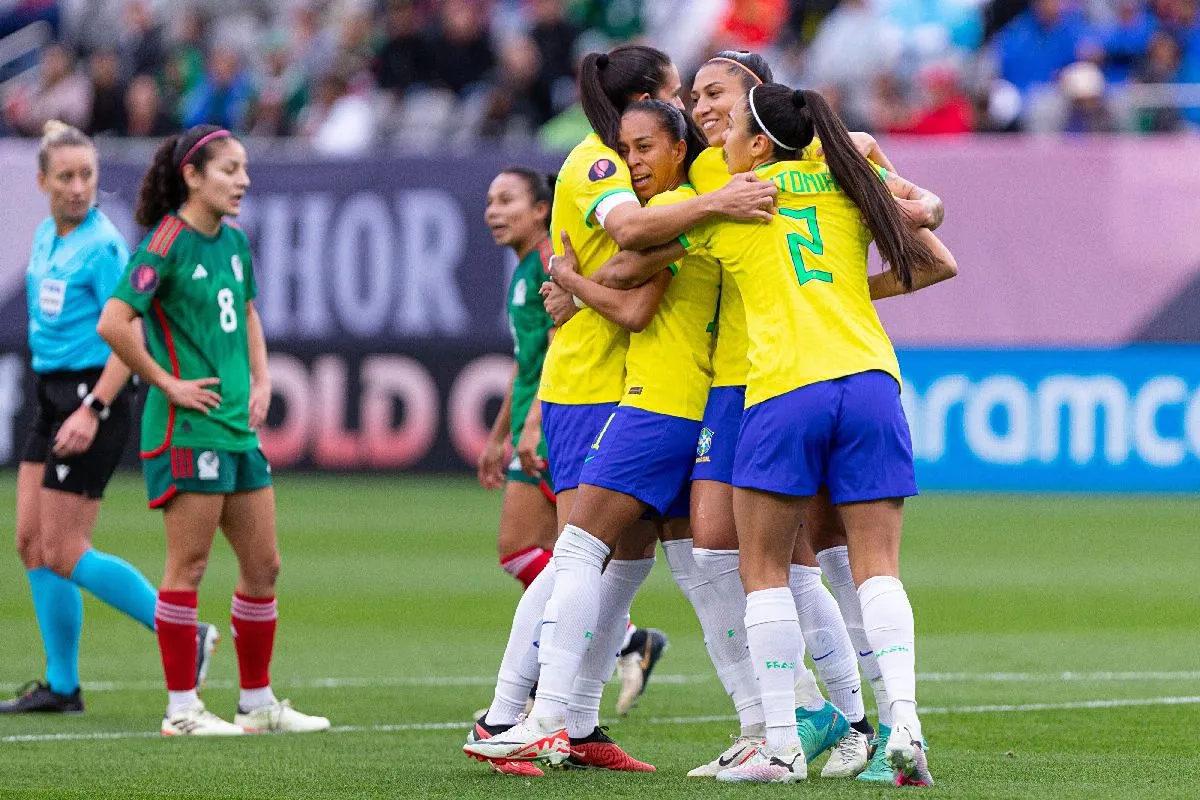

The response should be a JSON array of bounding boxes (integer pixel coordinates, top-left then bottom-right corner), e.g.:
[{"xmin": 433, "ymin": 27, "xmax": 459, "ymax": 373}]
[
  {"xmin": 683, "ymin": 85, "xmax": 957, "ymax": 784},
  {"xmin": 690, "ymin": 52, "xmax": 948, "ymax": 782},
  {"xmin": 466, "ymin": 44, "xmax": 776, "ymax": 772}
]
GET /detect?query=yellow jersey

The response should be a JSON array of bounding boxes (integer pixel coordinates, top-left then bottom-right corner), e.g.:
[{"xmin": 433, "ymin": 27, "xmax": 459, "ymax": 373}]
[
  {"xmin": 684, "ymin": 159, "xmax": 900, "ymax": 408},
  {"xmin": 687, "ymin": 148, "xmax": 748, "ymax": 388},
  {"xmin": 621, "ymin": 185, "xmax": 720, "ymax": 421},
  {"xmin": 539, "ymin": 134, "xmax": 636, "ymax": 405}
]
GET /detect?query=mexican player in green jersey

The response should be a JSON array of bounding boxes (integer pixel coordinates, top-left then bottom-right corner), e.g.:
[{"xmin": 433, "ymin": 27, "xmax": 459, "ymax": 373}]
[
  {"xmin": 477, "ymin": 168, "xmax": 558, "ymax": 591},
  {"xmin": 98, "ymin": 125, "xmax": 328, "ymax": 738}
]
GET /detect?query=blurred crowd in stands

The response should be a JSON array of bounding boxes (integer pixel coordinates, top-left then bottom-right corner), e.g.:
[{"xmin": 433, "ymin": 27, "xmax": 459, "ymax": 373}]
[{"xmin": 1, "ymin": 0, "xmax": 1198, "ymax": 154}]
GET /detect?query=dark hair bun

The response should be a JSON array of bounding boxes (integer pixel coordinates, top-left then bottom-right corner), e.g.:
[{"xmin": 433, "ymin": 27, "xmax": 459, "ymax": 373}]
[
  {"xmin": 596, "ymin": 53, "xmax": 609, "ymax": 68},
  {"xmin": 791, "ymin": 90, "xmax": 806, "ymax": 109}
]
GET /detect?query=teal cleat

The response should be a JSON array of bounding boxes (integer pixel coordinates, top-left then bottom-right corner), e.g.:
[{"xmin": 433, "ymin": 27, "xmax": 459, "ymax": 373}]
[
  {"xmin": 856, "ymin": 724, "xmax": 895, "ymax": 783},
  {"xmin": 795, "ymin": 701, "xmax": 849, "ymax": 763}
]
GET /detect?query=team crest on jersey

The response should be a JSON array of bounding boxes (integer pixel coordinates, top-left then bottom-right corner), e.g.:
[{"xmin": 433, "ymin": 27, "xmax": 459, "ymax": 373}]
[
  {"xmin": 197, "ymin": 451, "xmax": 220, "ymax": 480},
  {"xmin": 513, "ymin": 278, "xmax": 527, "ymax": 306},
  {"xmin": 588, "ymin": 159, "xmax": 617, "ymax": 181},
  {"xmin": 696, "ymin": 427, "xmax": 714, "ymax": 461},
  {"xmin": 231, "ymin": 254, "xmax": 243, "ymax": 282},
  {"xmin": 130, "ymin": 264, "xmax": 158, "ymax": 294}
]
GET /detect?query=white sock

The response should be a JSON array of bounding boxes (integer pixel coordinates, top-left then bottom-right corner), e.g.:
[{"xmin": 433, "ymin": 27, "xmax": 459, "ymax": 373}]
[
  {"xmin": 817, "ymin": 546, "xmax": 891, "ymax": 727},
  {"xmin": 565, "ymin": 557, "xmax": 655, "ymax": 738},
  {"xmin": 858, "ymin": 575, "xmax": 919, "ymax": 734},
  {"xmin": 744, "ymin": 587, "xmax": 802, "ymax": 751},
  {"xmin": 663, "ymin": 540, "xmax": 763, "ymax": 734},
  {"xmin": 530, "ymin": 525, "xmax": 609, "ymax": 724},
  {"xmin": 789, "ymin": 564, "xmax": 864, "ymax": 722},
  {"xmin": 167, "ymin": 689, "xmax": 199, "ymax": 716},
  {"xmin": 239, "ymin": 686, "xmax": 277, "ymax": 712},
  {"xmin": 485, "ymin": 560, "xmax": 555, "ymax": 727}
]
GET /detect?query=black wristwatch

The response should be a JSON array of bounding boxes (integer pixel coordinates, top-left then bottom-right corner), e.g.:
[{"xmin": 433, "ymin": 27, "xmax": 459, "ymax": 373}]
[{"xmin": 82, "ymin": 392, "xmax": 111, "ymax": 421}]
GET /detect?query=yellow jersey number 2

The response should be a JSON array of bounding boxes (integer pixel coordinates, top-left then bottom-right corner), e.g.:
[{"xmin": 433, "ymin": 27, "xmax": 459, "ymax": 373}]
[{"xmin": 780, "ymin": 207, "xmax": 831, "ymax": 287}]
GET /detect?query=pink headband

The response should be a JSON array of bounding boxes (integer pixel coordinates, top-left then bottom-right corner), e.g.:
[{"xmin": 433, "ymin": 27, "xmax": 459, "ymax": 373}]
[
  {"xmin": 178, "ymin": 129, "xmax": 231, "ymax": 173},
  {"xmin": 708, "ymin": 57, "xmax": 763, "ymax": 86}
]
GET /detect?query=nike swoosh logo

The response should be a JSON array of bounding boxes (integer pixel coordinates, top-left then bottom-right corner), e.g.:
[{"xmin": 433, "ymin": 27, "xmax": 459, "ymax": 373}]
[
  {"xmin": 717, "ymin": 747, "xmax": 747, "ymax": 767},
  {"xmin": 858, "ymin": 651, "xmax": 874, "ymax": 658},
  {"xmin": 812, "ymin": 651, "xmax": 835, "ymax": 661},
  {"xmin": 583, "ymin": 454, "xmax": 596, "ymax": 462},
  {"xmin": 851, "ymin": 688, "xmax": 860, "ymax": 695}
]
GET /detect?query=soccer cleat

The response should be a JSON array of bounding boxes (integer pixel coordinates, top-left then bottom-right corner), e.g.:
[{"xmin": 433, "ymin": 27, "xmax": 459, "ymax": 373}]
[
  {"xmin": 565, "ymin": 726, "xmax": 656, "ymax": 771},
  {"xmin": 161, "ymin": 700, "xmax": 243, "ymax": 736},
  {"xmin": 235, "ymin": 699, "xmax": 331, "ymax": 733},
  {"xmin": 615, "ymin": 627, "xmax": 668, "ymax": 715},
  {"xmin": 0, "ymin": 681, "xmax": 83, "ymax": 714},
  {"xmin": 856, "ymin": 724, "xmax": 895, "ymax": 783},
  {"xmin": 887, "ymin": 723, "xmax": 934, "ymax": 787},
  {"xmin": 715, "ymin": 742, "xmax": 807, "ymax": 783},
  {"xmin": 687, "ymin": 734, "xmax": 765, "ymax": 777},
  {"xmin": 821, "ymin": 729, "xmax": 870, "ymax": 777},
  {"xmin": 464, "ymin": 715, "xmax": 546, "ymax": 777},
  {"xmin": 195, "ymin": 623, "xmax": 219, "ymax": 689},
  {"xmin": 795, "ymin": 700, "xmax": 849, "ymax": 762},
  {"xmin": 463, "ymin": 715, "xmax": 571, "ymax": 765}
]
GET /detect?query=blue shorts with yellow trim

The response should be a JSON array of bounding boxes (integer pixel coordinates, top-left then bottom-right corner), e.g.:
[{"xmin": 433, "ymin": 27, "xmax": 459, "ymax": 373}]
[{"xmin": 732, "ymin": 370, "xmax": 917, "ymax": 504}]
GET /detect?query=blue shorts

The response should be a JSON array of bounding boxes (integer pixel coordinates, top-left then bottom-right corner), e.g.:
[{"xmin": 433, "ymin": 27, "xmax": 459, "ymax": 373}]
[
  {"xmin": 691, "ymin": 385, "xmax": 746, "ymax": 484},
  {"xmin": 541, "ymin": 401, "xmax": 617, "ymax": 493},
  {"xmin": 578, "ymin": 405, "xmax": 700, "ymax": 516},
  {"xmin": 732, "ymin": 370, "xmax": 917, "ymax": 504}
]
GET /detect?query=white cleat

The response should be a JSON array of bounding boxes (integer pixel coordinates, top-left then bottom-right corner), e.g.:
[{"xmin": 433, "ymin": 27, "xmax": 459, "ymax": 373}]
[
  {"xmin": 161, "ymin": 700, "xmax": 243, "ymax": 736},
  {"xmin": 235, "ymin": 699, "xmax": 331, "ymax": 733},
  {"xmin": 687, "ymin": 734, "xmax": 765, "ymax": 777},
  {"xmin": 887, "ymin": 722, "xmax": 934, "ymax": 787},
  {"xmin": 716, "ymin": 742, "xmax": 807, "ymax": 783},
  {"xmin": 821, "ymin": 729, "xmax": 870, "ymax": 778},
  {"xmin": 462, "ymin": 716, "xmax": 571, "ymax": 764}
]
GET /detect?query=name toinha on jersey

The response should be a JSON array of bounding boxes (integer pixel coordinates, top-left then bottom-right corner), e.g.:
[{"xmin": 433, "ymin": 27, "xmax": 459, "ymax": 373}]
[
  {"xmin": 588, "ymin": 159, "xmax": 616, "ymax": 181},
  {"xmin": 131, "ymin": 264, "xmax": 159, "ymax": 294}
]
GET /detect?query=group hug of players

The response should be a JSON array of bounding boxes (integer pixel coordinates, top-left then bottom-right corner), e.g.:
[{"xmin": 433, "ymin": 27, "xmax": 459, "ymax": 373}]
[{"xmin": 465, "ymin": 45, "xmax": 956, "ymax": 786}]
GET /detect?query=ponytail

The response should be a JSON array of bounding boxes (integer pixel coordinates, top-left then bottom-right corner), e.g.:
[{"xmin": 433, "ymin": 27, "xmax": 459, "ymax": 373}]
[
  {"xmin": 747, "ymin": 84, "xmax": 936, "ymax": 290},
  {"xmin": 135, "ymin": 135, "xmax": 185, "ymax": 227},
  {"xmin": 579, "ymin": 45, "xmax": 674, "ymax": 151}
]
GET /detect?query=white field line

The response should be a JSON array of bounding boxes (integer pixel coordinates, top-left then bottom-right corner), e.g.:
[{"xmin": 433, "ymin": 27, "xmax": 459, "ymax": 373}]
[
  {"xmin": 4, "ymin": 695, "xmax": 1200, "ymax": 744},
  {"xmin": 74, "ymin": 669, "xmax": 1200, "ymax": 693}
]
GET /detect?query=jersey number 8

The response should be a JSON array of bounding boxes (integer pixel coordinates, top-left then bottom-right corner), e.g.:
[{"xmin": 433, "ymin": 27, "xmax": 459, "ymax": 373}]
[
  {"xmin": 217, "ymin": 288, "xmax": 238, "ymax": 333},
  {"xmin": 780, "ymin": 207, "xmax": 832, "ymax": 287}
]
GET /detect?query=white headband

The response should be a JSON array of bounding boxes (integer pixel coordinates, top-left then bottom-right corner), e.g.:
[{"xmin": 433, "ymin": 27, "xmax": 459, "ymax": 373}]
[{"xmin": 747, "ymin": 85, "xmax": 793, "ymax": 151}]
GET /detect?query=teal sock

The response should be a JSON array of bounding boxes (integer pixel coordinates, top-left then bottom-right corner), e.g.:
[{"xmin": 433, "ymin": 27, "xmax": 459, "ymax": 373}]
[
  {"xmin": 70, "ymin": 549, "xmax": 157, "ymax": 631},
  {"xmin": 27, "ymin": 568, "xmax": 83, "ymax": 695}
]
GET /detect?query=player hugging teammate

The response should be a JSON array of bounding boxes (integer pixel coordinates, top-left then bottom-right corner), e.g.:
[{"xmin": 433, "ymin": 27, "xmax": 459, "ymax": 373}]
[{"xmin": 463, "ymin": 43, "xmax": 957, "ymax": 788}]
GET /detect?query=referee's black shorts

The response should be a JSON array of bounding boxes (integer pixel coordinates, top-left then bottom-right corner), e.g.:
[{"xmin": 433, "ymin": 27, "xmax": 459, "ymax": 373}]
[{"xmin": 20, "ymin": 367, "xmax": 134, "ymax": 499}]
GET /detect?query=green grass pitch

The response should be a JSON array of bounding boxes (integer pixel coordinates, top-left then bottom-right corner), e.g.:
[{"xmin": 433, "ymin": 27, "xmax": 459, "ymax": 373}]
[{"xmin": 1, "ymin": 473, "xmax": 1198, "ymax": 798}]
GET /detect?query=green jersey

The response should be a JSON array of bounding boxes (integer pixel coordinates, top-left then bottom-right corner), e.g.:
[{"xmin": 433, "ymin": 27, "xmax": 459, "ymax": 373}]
[
  {"xmin": 112, "ymin": 214, "xmax": 259, "ymax": 454},
  {"xmin": 507, "ymin": 238, "xmax": 554, "ymax": 440}
]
